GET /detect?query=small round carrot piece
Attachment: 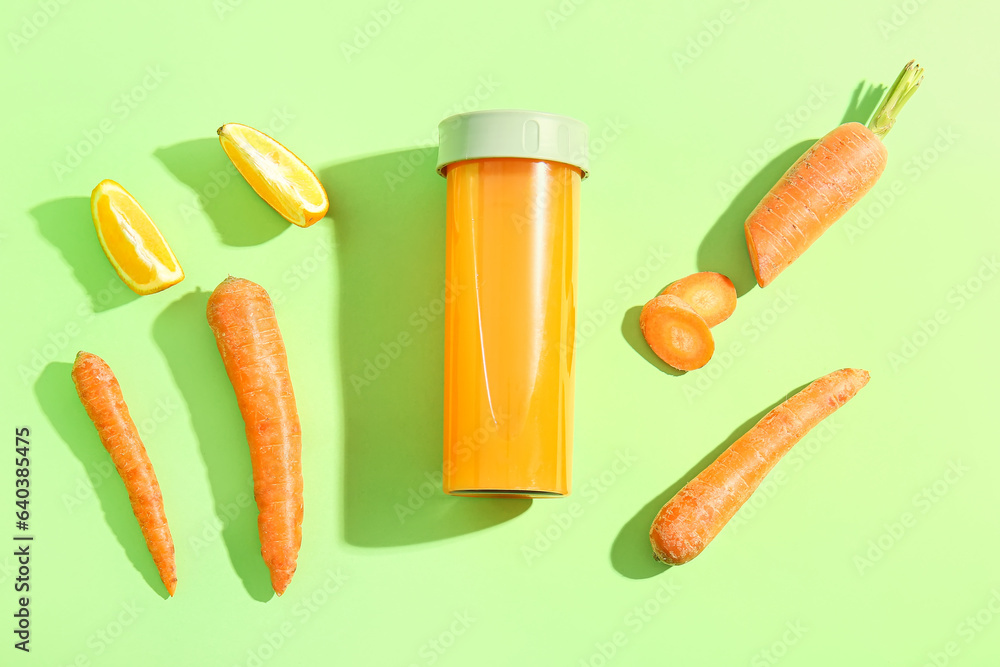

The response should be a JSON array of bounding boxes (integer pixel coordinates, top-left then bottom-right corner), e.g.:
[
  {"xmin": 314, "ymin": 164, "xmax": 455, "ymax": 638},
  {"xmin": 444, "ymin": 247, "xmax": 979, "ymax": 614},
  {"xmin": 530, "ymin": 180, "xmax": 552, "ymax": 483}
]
[
  {"xmin": 639, "ymin": 294, "xmax": 714, "ymax": 371},
  {"xmin": 661, "ymin": 272, "xmax": 737, "ymax": 327}
]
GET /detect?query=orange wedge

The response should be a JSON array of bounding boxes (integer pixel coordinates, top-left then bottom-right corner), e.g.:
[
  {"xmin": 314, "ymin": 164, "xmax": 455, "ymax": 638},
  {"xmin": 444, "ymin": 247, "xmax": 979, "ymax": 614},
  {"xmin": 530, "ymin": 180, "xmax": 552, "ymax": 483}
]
[
  {"xmin": 217, "ymin": 123, "xmax": 329, "ymax": 227},
  {"xmin": 90, "ymin": 179, "xmax": 184, "ymax": 295}
]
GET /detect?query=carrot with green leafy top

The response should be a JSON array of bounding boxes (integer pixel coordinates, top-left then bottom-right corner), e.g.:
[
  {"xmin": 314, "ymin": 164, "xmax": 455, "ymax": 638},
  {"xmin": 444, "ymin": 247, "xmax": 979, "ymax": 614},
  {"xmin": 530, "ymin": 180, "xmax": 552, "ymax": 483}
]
[
  {"xmin": 745, "ymin": 61, "xmax": 924, "ymax": 287},
  {"xmin": 71, "ymin": 351, "xmax": 177, "ymax": 596},
  {"xmin": 650, "ymin": 368, "xmax": 869, "ymax": 565},
  {"xmin": 207, "ymin": 276, "xmax": 302, "ymax": 596}
]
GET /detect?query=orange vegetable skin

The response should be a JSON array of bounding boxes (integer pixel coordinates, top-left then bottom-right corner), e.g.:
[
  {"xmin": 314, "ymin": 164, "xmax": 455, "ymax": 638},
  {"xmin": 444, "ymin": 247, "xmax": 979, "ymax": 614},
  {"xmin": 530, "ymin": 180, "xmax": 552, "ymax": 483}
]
[
  {"xmin": 661, "ymin": 272, "xmax": 737, "ymax": 327},
  {"xmin": 745, "ymin": 123, "xmax": 886, "ymax": 287},
  {"xmin": 207, "ymin": 277, "xmax": 303, "ymax": 595},
  {"xmin": 650, "ymin": 368, "xmax": 869, "ymax": 565},
  {"xmin": 639, "ymin": 295, "xmax": 714, "ymax": 371},
  {"xmin": 71, "ymin": 351, "xmax": 177, "ymax": 596}
]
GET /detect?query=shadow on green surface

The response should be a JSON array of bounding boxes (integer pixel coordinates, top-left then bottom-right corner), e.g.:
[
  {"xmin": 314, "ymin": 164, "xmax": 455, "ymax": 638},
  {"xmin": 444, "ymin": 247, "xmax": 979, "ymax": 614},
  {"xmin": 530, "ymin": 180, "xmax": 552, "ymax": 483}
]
[
  {"xmin": 611, "ymin": 384, "xmax": 808, "ymax": 579},
  {"xmin": 154, "ymin": 138, "xmax": 288, "ymax": 247},
  {"xmin": 840, "ymin": 80, "xmax": 887, "ymax": 125},
  {"xmin": 319, "ymin": 149, "xmax": 531, "ymax": 547},
  {"xmin": 620, "ymin": 305, "xmax": 685, "ymax": 376},
  {"xmin": 31, "ymin": 197, "xmax": 139, "ymax": 312},
  {"xmin": 696, "ymin": 139, "xmax": 816, "ymax": 297},
  {"xmin": 153, "ymin": 289, "xmax": 273, "ymax": 600},
  {"xmin": 34, "ymin": 362, "xmax": 168, "ymax": 598}
]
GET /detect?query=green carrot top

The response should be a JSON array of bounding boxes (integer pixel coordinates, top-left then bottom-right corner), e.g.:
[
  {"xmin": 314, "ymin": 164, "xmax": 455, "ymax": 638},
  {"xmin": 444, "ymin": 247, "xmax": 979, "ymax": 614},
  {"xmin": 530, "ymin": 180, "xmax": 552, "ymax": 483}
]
[{"xmin": 868, "ymin": 59, "xmax": 924, "ymax": 140}]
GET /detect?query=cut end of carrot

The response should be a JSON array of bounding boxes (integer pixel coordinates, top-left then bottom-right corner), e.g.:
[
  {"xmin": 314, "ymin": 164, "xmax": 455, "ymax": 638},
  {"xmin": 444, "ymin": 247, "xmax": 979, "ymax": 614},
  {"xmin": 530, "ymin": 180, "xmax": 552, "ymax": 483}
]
[
  {"xmin": 834, "ymin": 368, "xmax": 871, "ymax": 399},
  {"xmin": 661, "ymin": 272, "xmax": 737, "ymax": 327},
  {"xmin": 649, "ymin": 504, "xmax": 704, "ymax": 566},
  {"xmin": 207, "ymin": 276, "xmax": 272, "ymax": 320},
  {"xmin": 639, "ymin": 295, "xmax": 714, "ymax": 371},
  {"xmin": 72, "ymin": 351, "xmax": 104, "ymax": 378},
  {"xmin": 744, "ymin": 223, "xmax": 775, "ymax": 288}
]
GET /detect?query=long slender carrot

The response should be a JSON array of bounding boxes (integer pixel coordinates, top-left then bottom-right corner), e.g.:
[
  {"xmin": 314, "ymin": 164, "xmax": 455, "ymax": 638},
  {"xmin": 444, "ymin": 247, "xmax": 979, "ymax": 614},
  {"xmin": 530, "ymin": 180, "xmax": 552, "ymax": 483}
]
[
  {"xmin": 745, "ymin": 61, "xmax": 924, "ymax": 287},
  {"xmin": 650, "ymin": 368, "xmax": 870, "ymax": 565},
  {"xmin": 71, "ymin": 351, "xmax": 177, "ymax": 596},
  {"xmin": 206, "ymin": 276, "xmax": 302, "ymax": 595}
]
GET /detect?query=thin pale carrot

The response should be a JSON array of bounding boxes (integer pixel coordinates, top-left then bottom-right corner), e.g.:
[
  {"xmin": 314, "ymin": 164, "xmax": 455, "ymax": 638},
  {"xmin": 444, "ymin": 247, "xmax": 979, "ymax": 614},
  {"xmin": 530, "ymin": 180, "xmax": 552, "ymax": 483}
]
[
  {"xmin": 661, "ymin": 272, "xmax": 737, "ymax": 327},
  {"xmin": 207, "ymin": 276, "xmax": 302, "ymax": 595},
  {"xmin": 650, "ymin": 368, "xmax": 870, "ymax": 565},
  {"xmin": 71, "ymin": 351, "xmax": 177, "ymax": 596},
  {"xmin": 639, "ymin": 294, "xmax": 714, "ymax": 371},
  {"xmin": 745, "ymin": 61, "xmax": 923, "ymax": 287}
]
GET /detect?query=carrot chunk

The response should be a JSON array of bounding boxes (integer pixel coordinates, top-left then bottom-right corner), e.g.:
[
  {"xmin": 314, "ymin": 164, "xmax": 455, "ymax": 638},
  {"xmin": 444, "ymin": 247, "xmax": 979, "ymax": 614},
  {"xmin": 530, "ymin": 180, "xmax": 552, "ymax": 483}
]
[
  {"xmin": 661, "ymin": 272, "xmax": 737, "ymax": 327},
  {"xmin": 639, "ymin": 295, "xmax": 714, "ymax": 371}
]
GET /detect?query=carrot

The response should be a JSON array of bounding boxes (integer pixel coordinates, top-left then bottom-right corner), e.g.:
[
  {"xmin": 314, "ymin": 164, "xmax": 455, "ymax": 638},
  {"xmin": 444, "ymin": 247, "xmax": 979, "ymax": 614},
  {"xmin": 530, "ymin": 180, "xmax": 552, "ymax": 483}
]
[
  {"xmin": 639, "ymin": 294, "xmax": 714, "ymax": 371},
  {"xmin": 207, "ymin": 276, "xmax": 302, "ymax": 595},
  {"xmin": 661, "ymin": 272, "xmax": 737, "ymax": 327},
  {"xmin": 71, "ymin": 351, "xmax": 177, "ymax": 596},
  {"xmin": 650, "ymin": 368, "xmax": 869, "ymax": 565},
  {"xmin": 745, "ymin": 61, "xmax": 924, "ymax": 287}
]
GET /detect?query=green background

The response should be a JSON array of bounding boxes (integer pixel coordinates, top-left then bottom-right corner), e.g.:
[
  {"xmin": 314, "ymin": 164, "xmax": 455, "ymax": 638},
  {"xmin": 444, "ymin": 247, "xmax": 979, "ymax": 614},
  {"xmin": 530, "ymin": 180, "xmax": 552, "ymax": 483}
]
[{"xmin": 3, "ymin": 0, "xmax": 998, "ymax": 664}]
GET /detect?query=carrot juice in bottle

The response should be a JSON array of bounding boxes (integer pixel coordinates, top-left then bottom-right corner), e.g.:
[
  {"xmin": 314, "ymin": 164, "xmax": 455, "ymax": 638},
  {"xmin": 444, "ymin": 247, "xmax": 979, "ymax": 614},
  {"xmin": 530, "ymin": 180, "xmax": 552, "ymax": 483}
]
[{"xmin": 436, "ymin": 110, "xmax": 589, "ymax": 497}]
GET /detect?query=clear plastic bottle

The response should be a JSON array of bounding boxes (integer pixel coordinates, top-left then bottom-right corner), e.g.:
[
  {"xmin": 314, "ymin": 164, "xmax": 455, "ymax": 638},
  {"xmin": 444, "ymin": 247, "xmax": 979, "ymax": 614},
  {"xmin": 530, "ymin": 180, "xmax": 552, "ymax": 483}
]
[{"xmin": 437, "ymin": 110, "xmax": 589, "ymax": 497}]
